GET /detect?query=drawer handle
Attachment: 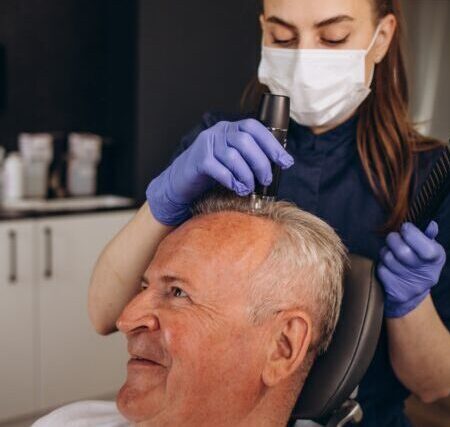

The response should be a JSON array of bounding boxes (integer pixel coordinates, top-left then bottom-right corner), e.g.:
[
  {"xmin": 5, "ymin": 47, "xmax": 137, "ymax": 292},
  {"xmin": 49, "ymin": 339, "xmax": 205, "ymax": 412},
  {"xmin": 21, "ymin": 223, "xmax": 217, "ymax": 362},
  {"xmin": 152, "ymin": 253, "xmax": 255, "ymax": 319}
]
[
  {"xmin": 44, "ymin": 227, "xmax": 53, "ymax": 279},
  {"xmin": 8, "ymin": 230, "xmax": 18, "ymax": 284}
]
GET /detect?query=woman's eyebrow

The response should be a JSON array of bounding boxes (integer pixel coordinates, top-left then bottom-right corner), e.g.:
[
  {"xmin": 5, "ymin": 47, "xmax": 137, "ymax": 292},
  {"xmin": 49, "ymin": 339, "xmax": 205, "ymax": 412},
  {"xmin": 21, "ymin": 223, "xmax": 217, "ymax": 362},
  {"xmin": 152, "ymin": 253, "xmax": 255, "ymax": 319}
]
[
  {"xmin": 314, "ymin": 15, "xmax": 354, "ymax": 28},
  {"xmin": 265, "ymin": 14, "xmax": 354, "ymax": 32},
  {"xmin": 266, "ymin": 16, "xmax": 298, "ymax": 33}
]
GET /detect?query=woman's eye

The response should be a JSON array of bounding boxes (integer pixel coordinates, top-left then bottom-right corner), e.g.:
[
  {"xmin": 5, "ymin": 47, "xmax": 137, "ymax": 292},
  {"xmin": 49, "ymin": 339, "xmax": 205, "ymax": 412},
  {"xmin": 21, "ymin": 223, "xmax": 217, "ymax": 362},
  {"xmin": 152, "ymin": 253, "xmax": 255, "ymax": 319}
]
[
  {"xmin": 171, "ymin": 287, "xmax": 188, "ymax": 298},
  {"xmin": 141, "ymin": 282, "xmax": 149, "ymax": 291},
  {"xmin": 273, "ymin": 37, "xmax": 296, "ymax": 46},
  {"xmin": 322, "ymin": 36, "xmax": 349, "ymax": 45}
]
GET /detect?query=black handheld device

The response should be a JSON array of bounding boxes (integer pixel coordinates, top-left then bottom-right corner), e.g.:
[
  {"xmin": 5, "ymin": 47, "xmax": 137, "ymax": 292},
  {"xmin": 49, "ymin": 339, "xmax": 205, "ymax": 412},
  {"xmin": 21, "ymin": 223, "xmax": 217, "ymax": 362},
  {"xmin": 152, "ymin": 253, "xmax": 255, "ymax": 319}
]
[
  {"xmin": 250, "ymin": 93, "xmax": 290, "ymax": 211},
  {"xmin": 406, "ymin": 143, "xmax": 450, "ymax": 231}
]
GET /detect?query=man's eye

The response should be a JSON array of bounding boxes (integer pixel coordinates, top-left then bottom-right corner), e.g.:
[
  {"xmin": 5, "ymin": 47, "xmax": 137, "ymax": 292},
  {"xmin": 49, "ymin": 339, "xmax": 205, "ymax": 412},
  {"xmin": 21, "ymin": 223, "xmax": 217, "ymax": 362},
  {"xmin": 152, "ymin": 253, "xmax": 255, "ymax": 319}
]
[{"xmin": 171, "ymin": 287, "xmax": 188, "ymax": 298}]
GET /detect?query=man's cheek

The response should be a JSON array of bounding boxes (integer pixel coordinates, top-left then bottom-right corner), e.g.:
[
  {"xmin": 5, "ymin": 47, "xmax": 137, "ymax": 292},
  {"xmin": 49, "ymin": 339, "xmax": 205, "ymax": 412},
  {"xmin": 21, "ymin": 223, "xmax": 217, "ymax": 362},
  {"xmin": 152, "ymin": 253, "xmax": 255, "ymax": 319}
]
[
  {"xmin": 163, "ymin": 320, "xmax": 205, "ymax": 361},
  {"xmin": 162, "ymin": 319, "xmax": 227, "ymax": 384}
]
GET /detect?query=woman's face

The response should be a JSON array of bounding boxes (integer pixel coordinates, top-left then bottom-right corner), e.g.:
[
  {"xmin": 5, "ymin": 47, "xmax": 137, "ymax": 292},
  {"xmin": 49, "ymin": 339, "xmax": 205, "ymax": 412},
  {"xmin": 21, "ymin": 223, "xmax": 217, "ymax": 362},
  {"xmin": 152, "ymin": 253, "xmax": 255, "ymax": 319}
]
[{"xmin": 261, "ymin": 0, "xmax": 396, "ymax": 84}]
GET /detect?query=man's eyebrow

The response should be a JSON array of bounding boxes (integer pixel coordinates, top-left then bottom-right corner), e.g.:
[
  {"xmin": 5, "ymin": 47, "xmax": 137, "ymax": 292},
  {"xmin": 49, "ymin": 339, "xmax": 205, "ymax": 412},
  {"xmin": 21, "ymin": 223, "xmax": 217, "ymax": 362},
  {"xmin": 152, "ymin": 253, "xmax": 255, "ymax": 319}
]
[
  {"xmin": 141, "ymin": 274, "xmax": 194, "ymax": 290},
  {"xmin": 314, "ymin": 15, "xmax": 354, "ymax": 28},
  {"xmin": 161, "ymin": 274, "xmax": 195, "ymax": 290}
]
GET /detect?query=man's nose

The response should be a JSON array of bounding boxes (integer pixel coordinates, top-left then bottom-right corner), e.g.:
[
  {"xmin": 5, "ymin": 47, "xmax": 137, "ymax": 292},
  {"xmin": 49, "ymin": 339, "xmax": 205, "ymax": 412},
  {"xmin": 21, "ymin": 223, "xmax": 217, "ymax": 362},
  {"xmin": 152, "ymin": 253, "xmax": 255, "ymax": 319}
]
[{"xmin": 116, "ymin": 290, "xmax": 160, "ymax": 334}]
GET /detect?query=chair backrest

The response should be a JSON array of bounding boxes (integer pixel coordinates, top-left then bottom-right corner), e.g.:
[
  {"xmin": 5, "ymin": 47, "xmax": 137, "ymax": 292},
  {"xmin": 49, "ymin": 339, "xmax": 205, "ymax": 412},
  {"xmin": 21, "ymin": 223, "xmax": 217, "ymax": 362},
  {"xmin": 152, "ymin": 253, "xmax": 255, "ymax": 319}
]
[{"xmin": 290, "ymin": 254, "xmax": 384, "ymax": 421}]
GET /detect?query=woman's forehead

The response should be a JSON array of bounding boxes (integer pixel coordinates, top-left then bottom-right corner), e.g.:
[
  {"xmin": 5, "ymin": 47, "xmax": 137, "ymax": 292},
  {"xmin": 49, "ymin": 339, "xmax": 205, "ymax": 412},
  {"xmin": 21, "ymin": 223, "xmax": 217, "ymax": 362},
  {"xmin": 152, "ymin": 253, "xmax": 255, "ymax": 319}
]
[{"xmin": 262, "ymin": 0, "xmax": 373, "ymax": 26}]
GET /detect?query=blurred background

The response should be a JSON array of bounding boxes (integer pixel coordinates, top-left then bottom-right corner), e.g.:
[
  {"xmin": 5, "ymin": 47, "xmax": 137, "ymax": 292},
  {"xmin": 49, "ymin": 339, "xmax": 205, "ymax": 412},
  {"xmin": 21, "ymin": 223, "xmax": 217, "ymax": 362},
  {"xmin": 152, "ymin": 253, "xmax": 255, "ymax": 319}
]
[{"xmin": 0, "ymin": 1, "xmax": 448, "ymax": 426}]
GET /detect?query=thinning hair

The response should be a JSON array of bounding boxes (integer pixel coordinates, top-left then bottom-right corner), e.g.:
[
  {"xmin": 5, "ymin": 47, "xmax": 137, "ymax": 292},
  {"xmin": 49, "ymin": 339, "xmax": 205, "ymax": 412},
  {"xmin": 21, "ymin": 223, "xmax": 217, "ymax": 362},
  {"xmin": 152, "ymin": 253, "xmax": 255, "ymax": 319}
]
[{"xmin": 192, "ymin": 190, "xmax": 347, "ymax": 358}]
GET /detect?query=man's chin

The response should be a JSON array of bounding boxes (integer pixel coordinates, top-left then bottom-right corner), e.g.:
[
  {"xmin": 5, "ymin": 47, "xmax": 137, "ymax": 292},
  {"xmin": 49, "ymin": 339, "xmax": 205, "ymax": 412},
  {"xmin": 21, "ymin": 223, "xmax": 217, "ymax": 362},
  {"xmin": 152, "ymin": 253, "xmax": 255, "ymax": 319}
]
[{"xmin": 116, "ymin": 383, "xmax": 164, "ymax": 423}]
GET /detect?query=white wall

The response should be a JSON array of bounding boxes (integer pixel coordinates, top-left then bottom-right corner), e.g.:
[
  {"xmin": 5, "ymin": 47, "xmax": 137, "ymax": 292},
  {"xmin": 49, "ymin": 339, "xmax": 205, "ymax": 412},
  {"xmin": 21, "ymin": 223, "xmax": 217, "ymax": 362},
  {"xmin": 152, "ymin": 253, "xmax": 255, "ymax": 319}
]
[{"xmin": 402, "ymin": 0, "xmax": 450, "ymax": 141}]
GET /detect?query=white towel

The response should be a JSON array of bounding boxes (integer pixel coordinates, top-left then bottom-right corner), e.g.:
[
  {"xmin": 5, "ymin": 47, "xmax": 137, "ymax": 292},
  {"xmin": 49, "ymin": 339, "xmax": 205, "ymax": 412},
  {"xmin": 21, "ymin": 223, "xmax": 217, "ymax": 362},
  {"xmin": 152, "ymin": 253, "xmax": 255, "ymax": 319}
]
[{"xmin": 32, "ymin": 401, "xmax": 129, "ymax": 427}]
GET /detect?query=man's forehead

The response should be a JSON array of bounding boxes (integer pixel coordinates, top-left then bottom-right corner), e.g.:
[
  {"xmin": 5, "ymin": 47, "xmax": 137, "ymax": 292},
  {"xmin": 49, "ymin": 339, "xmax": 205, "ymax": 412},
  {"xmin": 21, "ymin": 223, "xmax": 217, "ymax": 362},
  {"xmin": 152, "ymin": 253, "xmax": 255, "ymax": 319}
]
[{"xmin": 150, "ymin": 212, "xmax": 278, "ymax": 281}]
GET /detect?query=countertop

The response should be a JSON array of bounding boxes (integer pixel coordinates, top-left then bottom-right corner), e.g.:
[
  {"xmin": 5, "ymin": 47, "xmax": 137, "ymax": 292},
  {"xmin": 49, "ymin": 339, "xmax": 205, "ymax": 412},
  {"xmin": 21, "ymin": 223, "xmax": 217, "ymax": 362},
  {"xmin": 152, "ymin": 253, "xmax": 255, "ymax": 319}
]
[{"xmin": 0, "ymin": 196, "xmax": 139, "ymax": 222}]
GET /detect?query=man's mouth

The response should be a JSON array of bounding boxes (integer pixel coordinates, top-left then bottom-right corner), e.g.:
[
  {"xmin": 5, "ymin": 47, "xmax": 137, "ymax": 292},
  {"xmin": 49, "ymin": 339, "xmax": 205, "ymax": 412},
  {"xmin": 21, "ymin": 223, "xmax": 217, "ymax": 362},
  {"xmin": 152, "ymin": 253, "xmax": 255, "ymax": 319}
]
[{"xmin": 128, "ymin": 355, "xmax": 162, "ymax": 367}]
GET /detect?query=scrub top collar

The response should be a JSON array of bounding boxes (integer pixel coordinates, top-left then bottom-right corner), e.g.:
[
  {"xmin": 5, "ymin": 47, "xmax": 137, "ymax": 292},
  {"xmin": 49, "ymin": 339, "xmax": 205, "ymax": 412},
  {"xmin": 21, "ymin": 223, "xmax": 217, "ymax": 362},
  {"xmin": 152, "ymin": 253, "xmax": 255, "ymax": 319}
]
[{"xmin": 288, "ymin": 114, "xmax": 359, "ymax": 156}]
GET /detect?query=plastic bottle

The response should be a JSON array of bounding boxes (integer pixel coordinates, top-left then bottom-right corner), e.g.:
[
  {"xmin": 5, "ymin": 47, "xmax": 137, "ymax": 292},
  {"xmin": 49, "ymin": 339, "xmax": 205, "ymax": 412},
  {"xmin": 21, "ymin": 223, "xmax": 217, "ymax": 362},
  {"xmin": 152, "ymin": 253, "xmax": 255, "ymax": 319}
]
[
  {"xmin": 0, "ymin": 146, "xmax": 5, "ymax": 205},
  {"xmin": 19, "ymin": 133, "xmax": 54, "ymax": 199},
  {"xmin": 3, "ymin": 152, "xmax": 24, "ymax": 201},
  {"xmin": 67, "ymin": 133, "xmax": 102, "ymax": 197}
]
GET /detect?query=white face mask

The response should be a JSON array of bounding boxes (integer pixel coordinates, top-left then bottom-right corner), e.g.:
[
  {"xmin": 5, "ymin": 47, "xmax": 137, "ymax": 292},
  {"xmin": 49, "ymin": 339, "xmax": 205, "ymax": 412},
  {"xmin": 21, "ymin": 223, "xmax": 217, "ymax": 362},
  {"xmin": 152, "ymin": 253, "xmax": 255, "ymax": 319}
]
[{"xmin": 258, "ymin": 26, "xmax": 381, "ymax": 128}]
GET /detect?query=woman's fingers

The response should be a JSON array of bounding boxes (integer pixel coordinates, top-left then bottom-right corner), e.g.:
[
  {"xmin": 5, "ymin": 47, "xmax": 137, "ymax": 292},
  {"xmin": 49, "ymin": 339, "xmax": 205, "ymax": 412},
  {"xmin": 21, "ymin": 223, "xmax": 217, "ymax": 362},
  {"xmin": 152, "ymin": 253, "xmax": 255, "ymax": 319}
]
[
  {"xmin": 213, "ymin": 143, "xmax": 255, "ymax": 194},
  {"xmin": 379, "ymin": 246, "xmax": 411, "ymax": 276},
  {"xmin": 424, "ymin": 221, "xmax": 439, "ymax": 240},
  {"xmin": 197, "ymin": 118, "xmax": 294, "ymax": 197},
  {"xmin": 400, "ymin": 222, "xmax": 443, "ymax": 262},
  {"xmin": 236, "ymin": 119, "xmax": 294, "ymax": 169},
  {"xmin": 200, "ymin": 157, "xmax": 249, "ymax": 196},
  {"xmin": 225, "ymin": 129, "xmax": 273, "ymax": 186},
  {"xmin": 377, "ymin": 264, "xmax": 404, "ymax": 299},
  {"xmin": 386, "ymin": 231, "xmax": 421, "ymax": 267}
]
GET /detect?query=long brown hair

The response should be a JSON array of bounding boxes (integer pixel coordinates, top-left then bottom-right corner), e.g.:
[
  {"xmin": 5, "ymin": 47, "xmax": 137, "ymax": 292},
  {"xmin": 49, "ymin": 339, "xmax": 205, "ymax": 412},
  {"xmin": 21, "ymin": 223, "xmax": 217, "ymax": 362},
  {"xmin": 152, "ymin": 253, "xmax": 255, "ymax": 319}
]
[{"xmin": 242, "ymin": 0, "xmax": 443, "ymax": 232}]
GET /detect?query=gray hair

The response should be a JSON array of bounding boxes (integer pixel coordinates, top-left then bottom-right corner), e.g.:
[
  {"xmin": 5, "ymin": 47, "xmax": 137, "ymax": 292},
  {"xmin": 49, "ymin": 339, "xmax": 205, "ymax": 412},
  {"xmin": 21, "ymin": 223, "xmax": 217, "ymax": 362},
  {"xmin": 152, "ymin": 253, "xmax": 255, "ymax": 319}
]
[{"xmin": 192, "ymin": 190, "xmax": 347, "ymax": 356}]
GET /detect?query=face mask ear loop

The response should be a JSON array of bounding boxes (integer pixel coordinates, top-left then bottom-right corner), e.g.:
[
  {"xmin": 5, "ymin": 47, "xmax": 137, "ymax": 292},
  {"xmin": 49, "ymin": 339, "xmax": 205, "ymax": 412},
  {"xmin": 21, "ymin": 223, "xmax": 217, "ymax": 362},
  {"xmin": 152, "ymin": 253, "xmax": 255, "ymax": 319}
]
[
  {"xmin": 366, "ymin": 23, "xmax": 382, "ymax": 55},
  {"xmin": 365, "ymin": 24, "xmax": 382, "ymax": 88}
]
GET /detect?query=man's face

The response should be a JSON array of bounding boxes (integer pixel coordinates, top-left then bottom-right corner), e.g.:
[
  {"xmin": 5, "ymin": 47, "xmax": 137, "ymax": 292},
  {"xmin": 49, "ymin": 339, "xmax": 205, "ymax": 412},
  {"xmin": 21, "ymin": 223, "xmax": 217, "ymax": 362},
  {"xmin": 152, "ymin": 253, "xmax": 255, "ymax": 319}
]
[{"xmin": 116, "ymin": 212, "xmax": 278, "ymax": 426}]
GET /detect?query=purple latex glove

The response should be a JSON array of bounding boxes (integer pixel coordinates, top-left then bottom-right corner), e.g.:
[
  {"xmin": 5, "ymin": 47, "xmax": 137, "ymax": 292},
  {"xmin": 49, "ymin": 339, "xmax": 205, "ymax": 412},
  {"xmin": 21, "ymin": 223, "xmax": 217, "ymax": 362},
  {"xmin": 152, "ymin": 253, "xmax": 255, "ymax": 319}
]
[
  {"xmin": 146, "ymin": 119, "xmax": 294, "ymax": 225},
  {"xmin": 377, "ymin": 221, "xmax": 446, "ymax": 318}
]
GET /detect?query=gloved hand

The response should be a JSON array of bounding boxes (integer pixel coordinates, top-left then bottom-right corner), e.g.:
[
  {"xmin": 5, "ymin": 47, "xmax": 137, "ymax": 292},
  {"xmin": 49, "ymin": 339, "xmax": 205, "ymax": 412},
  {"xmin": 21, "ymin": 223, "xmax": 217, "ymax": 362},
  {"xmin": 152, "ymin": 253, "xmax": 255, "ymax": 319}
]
[
  {"xmin": 377, "ymin": 221, "xmax": 446, "ymax": 318},
  {"xmin": 146, "ymin": 119, "xmax": 294, "ymax": 225}
]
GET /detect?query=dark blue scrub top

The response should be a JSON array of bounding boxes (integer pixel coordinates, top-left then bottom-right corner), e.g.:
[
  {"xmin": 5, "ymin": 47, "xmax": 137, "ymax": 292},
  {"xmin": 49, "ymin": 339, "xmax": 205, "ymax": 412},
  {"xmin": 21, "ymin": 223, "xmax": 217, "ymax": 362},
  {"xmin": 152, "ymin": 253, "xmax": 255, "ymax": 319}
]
[{"xmin": 173, "ymin": 111, "xmax": 450, "ymax": 427}]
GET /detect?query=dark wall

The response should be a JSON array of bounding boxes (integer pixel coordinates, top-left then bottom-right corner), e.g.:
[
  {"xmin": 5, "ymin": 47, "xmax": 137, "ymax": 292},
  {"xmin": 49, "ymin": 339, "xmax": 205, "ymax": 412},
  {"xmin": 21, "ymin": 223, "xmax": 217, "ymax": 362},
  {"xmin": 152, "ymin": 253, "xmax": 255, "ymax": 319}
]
[
  {"xmin": 0, "ymin": 0, "xmax": 136, "ymax": 195},
  {"xmin": 0, "ymin": 0, "xmax": 259, "ymax": 199},
  {"xmin": 104, "ymin": 1, "xmax": 137, "ymax": 196},
  {"xmin": 135, "ymin": 0, "xmax": 261, "ymax": 198},
  {"xmin": 0, "ymin": 0, "xmax": 107, "ymax": 145}
]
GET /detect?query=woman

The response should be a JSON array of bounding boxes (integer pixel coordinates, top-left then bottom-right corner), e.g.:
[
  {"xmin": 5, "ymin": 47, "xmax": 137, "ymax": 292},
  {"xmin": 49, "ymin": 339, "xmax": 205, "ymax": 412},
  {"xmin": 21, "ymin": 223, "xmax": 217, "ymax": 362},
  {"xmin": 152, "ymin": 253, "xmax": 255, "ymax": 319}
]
[{"xmin": 89, "ymin": 0, "xmax": 450, "ymax": 425}]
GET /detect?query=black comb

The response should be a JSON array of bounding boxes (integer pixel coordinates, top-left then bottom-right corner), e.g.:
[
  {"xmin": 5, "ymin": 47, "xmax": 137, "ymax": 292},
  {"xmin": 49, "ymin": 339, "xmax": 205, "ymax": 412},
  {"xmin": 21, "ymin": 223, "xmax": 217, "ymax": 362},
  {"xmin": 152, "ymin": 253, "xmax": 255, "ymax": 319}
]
[{"xmin": 405, "ymin": 143, "xmax": 450, "ymax": 231}]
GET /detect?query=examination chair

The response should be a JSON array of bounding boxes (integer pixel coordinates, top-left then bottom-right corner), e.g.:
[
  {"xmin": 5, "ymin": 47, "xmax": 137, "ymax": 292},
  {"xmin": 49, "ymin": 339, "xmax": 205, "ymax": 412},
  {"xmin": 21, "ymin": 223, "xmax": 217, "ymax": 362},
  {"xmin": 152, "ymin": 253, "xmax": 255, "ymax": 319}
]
[
  {"xmin": 287, "ymin": 143, "xmax": 450, "ymax": 426},
  {"xmin": 289, "ymin": 254, "xmax": 384, "ymax": 427}
]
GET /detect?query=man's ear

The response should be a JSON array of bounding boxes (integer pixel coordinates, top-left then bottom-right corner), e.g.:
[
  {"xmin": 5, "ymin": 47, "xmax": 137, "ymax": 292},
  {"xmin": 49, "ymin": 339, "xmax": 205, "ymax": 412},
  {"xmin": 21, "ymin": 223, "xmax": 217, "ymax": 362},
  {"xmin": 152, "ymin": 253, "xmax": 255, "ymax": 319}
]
[{"xmin": 261, "ymin": 309, "xmax": 312, "ymax": 387}]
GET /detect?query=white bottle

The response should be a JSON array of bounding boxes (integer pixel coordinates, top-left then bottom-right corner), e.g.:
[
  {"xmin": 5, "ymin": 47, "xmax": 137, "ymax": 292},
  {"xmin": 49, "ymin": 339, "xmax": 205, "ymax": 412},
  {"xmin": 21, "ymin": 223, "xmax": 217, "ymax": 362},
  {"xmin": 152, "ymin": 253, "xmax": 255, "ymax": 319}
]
[
  {"xmin": 0, "ymin": 146, "xmax": 5, "ymax": 205},
  {"xmin": 67, "ymin": 133, "xmax": 102, "ymax": 197},
  {"xmin": 19, "ymin": 133, "xmax": 54, "ymax": 199},
  {"xmin": 3, "ymin": 152, "xmax": 24, "ymax": 201}
]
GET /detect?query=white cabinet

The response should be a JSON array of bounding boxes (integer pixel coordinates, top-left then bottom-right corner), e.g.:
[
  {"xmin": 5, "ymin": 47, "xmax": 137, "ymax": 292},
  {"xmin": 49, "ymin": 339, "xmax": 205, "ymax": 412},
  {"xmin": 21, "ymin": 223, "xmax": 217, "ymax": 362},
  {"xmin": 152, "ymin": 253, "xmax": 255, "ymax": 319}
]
[
  {"xmin": 0, "ymin": 210, "xmax": 135, "ymax": 422},
  {"xmin": 36, "ymin": 212, "xmax": 131, "ymax": 409},
  {"xmin": 0, "ymin": 221, "xmax": 35, "ymax": 420}
]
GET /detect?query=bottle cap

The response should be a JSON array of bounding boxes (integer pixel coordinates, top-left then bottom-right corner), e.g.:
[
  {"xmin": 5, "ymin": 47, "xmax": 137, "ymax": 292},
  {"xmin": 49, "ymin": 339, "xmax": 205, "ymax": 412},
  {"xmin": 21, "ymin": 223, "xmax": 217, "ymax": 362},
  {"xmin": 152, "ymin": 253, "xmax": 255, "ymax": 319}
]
[{"xmin": 257, "ymin": 93, "xmax": 290, "ymax": 130}]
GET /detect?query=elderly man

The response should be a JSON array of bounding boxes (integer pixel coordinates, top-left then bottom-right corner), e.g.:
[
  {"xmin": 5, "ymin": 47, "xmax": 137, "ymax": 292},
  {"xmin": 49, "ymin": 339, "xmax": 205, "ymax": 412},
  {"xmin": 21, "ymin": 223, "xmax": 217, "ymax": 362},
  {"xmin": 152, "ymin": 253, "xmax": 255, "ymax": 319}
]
[{"xmin": 34, "ymin": 192, "xmax": 346, "ymax": 427}]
